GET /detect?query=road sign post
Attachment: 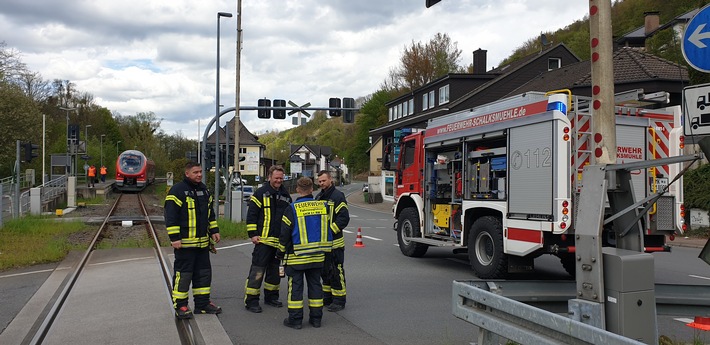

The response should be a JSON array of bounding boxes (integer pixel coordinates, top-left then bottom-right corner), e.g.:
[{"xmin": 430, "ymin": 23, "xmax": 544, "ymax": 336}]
[{"xmin": 682, "ymin": 4, "xmax": 710, "ymax": 73}]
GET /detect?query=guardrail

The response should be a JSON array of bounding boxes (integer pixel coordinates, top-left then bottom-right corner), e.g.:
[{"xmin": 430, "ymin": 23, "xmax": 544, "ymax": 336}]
[{"xmin": 452, "ymin": 280, "xmax": 645, "ymax": 345}]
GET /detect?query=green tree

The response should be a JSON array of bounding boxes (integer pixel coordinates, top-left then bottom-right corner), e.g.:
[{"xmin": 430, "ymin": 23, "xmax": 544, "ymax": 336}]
[{"xmin": 383, "ymin": 33, "xmax": 464, "ymax": 94}]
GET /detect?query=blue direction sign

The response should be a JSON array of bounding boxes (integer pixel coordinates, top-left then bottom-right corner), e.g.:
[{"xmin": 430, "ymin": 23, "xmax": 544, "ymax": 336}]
[{"xmin": 683, "ymin": 4, "xmax": 710, "ymax": 72}]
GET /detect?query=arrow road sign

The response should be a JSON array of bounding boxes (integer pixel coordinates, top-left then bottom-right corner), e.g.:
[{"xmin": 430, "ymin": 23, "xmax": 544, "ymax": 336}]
[{"xmin": 683, "ymin": 4, "xmax": 710, "ymax": 72}]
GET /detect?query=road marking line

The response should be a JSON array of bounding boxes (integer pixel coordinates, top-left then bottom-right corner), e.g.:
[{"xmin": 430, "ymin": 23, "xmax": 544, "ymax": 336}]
[
  {"xmin": 343, "ymin": 230, "xmax": 354, "ymax": 233},
  {"xmin": 689, "ymin": 274, "xmax": 710, "ymax": 281},
  {"xmin": 363, "ymin": 236, "xmax": 382, "ymax": 241},
  {"xmin": 89, "ymin": 256, "xmax": 154, "ymax": 266},
  {"xmin": 0, "ymin": 268, "xmax": 58, "ymax": 279},
  {"xmin": 216, "ymin": 242, "xmax": 252, "ymax": 250},
  {"xmin": 675, "ymin": 317, "xmax": 694, "ymax": 324}
]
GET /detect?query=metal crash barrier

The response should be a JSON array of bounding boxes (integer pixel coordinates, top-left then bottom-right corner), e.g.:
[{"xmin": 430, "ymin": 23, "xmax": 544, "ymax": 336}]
[{"xmin": 452, "ymin": 280, "xmax": 645, "ymax": 345}]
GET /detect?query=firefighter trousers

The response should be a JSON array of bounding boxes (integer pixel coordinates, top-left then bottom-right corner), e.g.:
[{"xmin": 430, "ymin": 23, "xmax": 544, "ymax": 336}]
[
  {"xmin": 322, "ymin": 248, "xmax": 346, "ymax": 306},
  {"xmin": 286, "ymin": 266, "xmax": 323, "ymax": 323},
  {"xmin": 244, "ymin": 244, "xmax": 280, "ymax": 307},
  {"xmin": 172, "ymin": 247, "xmax": 212, "ymax": 309}
]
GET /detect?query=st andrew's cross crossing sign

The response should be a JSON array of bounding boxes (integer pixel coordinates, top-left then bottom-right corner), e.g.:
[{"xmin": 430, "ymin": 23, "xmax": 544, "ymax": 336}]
[{"xmin": 683, "ymin": 4, "xmax": 710, "ymax": 72}]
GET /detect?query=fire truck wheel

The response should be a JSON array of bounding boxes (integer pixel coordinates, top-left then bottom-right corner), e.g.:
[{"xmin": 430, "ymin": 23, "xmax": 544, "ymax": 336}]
[
  {"xmin": 468, "ymin": 216, "xmax": 507, "ymax": 279},
  {"xmin": 397, "ymin": 207, "xmax": 428, "ymax": 257}
]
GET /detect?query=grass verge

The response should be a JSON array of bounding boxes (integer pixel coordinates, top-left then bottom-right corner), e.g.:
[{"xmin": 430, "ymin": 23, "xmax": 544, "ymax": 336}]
[{"xmin": 0, "ymin": 216, "xmax": 88, "ymax": 270}]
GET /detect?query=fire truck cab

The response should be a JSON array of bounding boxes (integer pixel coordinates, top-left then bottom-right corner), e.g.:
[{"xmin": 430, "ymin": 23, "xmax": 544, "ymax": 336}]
[{"xmin": 389, "ymin": 91, "xmax": 685, "ymax": 279}]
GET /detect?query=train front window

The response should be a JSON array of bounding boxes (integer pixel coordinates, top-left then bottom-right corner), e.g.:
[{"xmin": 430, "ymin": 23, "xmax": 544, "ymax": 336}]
[{"xmin": 120, "ymin": 155, "xmax": 143, "ymax": 172}]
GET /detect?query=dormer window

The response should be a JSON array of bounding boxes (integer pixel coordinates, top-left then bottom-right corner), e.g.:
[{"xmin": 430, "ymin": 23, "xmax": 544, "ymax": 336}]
[{"xmin": 548, "ymin": 58, "xmax": 561, "ymax": 71}]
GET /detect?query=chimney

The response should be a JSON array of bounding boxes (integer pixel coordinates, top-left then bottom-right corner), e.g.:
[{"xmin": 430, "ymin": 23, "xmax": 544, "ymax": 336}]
[
  {"xmin": 472, "ymin": 48, "xmax": 487, "ymax": 74},
  {"xmin": 644, "ymin": 11, "xmax": 660, "ymax": 35}
]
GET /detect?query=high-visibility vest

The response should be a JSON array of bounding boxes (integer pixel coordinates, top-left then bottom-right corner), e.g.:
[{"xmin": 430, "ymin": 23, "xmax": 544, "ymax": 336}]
[
  {"xmin": 100, "ymin": 166, "xmax": 107, "ymax": 175},
  {"xmin": 88, "ymin": 166, "xmax": 96, "ymax": 177}
]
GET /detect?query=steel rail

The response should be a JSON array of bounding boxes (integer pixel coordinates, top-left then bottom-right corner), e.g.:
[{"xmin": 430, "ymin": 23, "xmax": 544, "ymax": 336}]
[{"xmin": 138, "ymin": 194, "xmax": 205, "ymax": 345}]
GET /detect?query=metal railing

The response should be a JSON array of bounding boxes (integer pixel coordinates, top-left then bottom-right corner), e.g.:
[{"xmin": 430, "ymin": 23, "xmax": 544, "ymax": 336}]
[
  {"xmin": 452, "ymin": 280, "xmax": 645, "ymax": 345},
  {"xmin": 2, "ymin": 175, "xmax": 67, "ymax": 218}
]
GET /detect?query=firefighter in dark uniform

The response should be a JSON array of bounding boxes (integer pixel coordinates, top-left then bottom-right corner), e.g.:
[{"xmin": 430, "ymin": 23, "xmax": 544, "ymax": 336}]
[
  {"xmin": 278, "ymin": 177, "xmax": 333, "ymax": 329},
  {"xmin": 244, "ymin": 165, "xmax": 292, "ymax": 313},
  {"xmin": 315, "ymin": 170, "xmax": 349, "ymax": 312},
  {"xmin": 164, "ymin": 161, "xmax": 221, "ymax": 319}
]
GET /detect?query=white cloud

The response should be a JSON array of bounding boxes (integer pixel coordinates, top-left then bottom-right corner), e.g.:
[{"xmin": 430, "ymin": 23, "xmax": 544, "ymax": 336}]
[{"xmin": 0, "ymin": 0, "xmax": 589, "ymax": 138}]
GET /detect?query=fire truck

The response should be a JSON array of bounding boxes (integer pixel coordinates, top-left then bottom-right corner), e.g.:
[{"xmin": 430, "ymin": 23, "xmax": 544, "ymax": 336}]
[{"xmin": 387, "ymin": 90, "xmax": 685, "ymax": 279}]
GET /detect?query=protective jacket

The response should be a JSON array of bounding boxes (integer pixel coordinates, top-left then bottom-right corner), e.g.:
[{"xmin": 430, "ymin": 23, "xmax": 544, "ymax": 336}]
[
  {"xmin": 278, "ymin": 195, "xmax": 333, "ymax": 269},
  {"xmin": 246, "ymin": 182, "xmax": 292, "ymax": 248},
  {"xmin": 315, "ymin": 185, "xmax": 349, "ymax": 249},
  {"xmin": 164, "ymin": 176, "xmax": 219, "ymax": 248}
]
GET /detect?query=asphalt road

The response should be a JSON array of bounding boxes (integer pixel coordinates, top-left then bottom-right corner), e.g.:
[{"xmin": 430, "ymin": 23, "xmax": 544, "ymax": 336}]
[{"xmin": 2, "ymin": 183, "xmax": 710, "ymax": 344}]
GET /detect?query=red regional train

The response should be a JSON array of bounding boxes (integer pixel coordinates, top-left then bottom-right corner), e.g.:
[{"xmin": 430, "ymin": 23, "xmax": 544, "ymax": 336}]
[{"xmin": 115, "ymin": 150, "xmax": 155, "ymax": 191}]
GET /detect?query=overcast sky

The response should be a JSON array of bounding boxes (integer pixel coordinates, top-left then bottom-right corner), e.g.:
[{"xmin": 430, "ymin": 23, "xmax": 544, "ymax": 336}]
[{"xmin": 0, "ymin": 0, "xmax": 589, "ymax": 139}]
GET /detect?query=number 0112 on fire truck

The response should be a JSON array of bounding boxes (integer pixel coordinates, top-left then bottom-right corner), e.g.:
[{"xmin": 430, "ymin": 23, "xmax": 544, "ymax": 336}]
[{"xmin": 386, "ymin": 91, "xmax": 685, "ymax": 279}]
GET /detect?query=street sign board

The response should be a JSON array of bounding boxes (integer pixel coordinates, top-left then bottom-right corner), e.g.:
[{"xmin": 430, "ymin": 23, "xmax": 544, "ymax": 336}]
[
  {"xmin": 291, "ymin": 162, "xmax": 302, "ymax": 174},
  {"xmin": 683, "ymin": 83, "xmax": 710, "ymax": 136},
  {"xmin": 682, "ymin": 4, "xmax": 710, "ymax": 72}
]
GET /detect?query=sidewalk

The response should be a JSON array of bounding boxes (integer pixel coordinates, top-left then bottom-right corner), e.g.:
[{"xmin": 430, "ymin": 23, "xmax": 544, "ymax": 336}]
[
  {"xmin": 346, "ymin": 190, "xmax": 393, "ymax": 214},
  {"xmin": 344, "ymin": 189, "xmax": 706, "ymax": 249}
]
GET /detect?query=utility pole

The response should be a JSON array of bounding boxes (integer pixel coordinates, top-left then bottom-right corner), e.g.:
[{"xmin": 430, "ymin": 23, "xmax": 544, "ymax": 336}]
[
  {"xmin": 590, "ymin": 0, "xmax": 616, "ymax": 164},
  {"xmin": 234, "ymin": 0, "xmax": 242, "ymax": 182}
]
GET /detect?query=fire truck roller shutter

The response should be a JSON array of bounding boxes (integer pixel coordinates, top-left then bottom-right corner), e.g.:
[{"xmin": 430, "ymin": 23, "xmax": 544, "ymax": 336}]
[{"xmin": 508, "ymin": 121, "xmax": 554, "ymax": 217}]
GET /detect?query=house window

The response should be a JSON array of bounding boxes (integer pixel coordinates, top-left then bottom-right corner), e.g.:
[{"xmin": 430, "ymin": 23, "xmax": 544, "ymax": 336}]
[
  {"xmin": 389, "ymin": 107, "xmax": 394, "ymax": 121},
  {"xmin": 402, "ymin": 101, "xmax": 408, "ymax": 117},
  {"xmin": 239, "ymin": 147, "xmax": 247, "ymax": 154},
  {"xmin": 548, "ymin": 58, "xmax": 561, "ymax": 71},
  {"xmin": 439, "ymin": 84, "xmax": 450, "ymax": 104},
  {"xmin": 408, "ymin": 99, "xmax": 414, "ymax": 115},
  {"xmin": 429, "ymin": 91, "xmax": 435, "ymax": 108},
  {"xmin": 397, "ymin": 103, "xmax": 402, "ymax": 119},
  {"xmin": 422, "ymin": 94, "xmax": 428, "ymax": 110}
]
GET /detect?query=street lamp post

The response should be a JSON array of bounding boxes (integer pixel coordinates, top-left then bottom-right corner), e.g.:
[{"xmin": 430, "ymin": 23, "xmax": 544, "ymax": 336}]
[
  {"xmin": 116, "ymin": 140, "xmax": 121, "ymax": 156},
  {"xmin": 85, "ymin": 125, "xmax": 92, "ymax": 155},
  {"xmin": 215, "ymin": 11, "xmax": 233, "ymax": 218},
  {"xmin": 59, "ymin": 107, "xmax": 77, "ymax": 175},
  {"xmin": 100, "ymin": 134, "xmax": 105, "ymax": 167},
  {"xmin": 85, "ymin": 125, "xmax": 91, "ymax": 183}
]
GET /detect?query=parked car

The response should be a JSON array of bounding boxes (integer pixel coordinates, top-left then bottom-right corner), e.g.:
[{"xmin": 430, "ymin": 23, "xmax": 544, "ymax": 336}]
[
  {"xmin": 362, "ymin": 184, "xmax": 369, "ymax": 193},
  {"xmin": 234, "ymin": 185, "xmax": 254, "ymax": 201}
]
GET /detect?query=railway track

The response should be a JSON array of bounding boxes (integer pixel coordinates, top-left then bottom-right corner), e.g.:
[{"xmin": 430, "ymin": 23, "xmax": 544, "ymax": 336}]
[{"xmin": 22, "ymin": 193, "xmax": 207, "ymax": 345}]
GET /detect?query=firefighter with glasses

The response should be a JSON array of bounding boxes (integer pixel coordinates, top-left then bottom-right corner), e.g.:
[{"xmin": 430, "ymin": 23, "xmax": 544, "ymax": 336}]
[{"xmin": 244, "ymin": 165, "xmax": 292, "ymax": 313}]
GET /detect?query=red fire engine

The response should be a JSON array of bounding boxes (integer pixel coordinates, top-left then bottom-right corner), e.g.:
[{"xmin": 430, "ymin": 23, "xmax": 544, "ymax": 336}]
[{"xmin": 387, "ymin": 90, "xmax": 685, "ymax": 279}]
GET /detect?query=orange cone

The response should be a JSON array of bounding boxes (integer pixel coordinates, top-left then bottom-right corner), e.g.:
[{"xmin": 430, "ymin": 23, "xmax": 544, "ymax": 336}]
[{"xmin": 354, "ymin": 227, "xmax": 365, "ymax": 248}]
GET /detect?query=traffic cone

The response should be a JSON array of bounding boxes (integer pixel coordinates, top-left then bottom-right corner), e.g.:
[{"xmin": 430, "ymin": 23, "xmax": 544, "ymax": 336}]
[{"xmin": 353, "ymin": 227, "xmax": 365, "ymax": 248}]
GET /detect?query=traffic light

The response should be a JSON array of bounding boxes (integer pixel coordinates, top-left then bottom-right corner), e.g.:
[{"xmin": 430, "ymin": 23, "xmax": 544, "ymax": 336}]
[
  {"xmin": 343, "ymin": 97, "xmax": 355, "ymax": 123},
  {"xmin": 273, "ymin": 99, "xmax": 286, "ymax": 119},
  {"xmin": 23, "ymin": 142, "xmax": 39, "ymax": 163},
  {"xmin": 329, "ymin": 98, "xmax": 342, "ymax": 117},
  {"xmin": 257, "ymin": 98, "xmax": 271, "ymax": 119},
  {"xmin": 206, "ymin": 145, "xmax": 216, "ymax": 168}
]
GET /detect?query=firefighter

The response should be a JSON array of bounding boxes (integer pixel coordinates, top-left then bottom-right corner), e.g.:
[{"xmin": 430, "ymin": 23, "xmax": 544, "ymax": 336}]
[
  {"xmin": 278, "ymin": 177, "xmax": 333, "ymax": 329},
  {"xmin": 164, "ymin": 161, "xmax": 222, "ymax": 319},
  {"xmin": 315, "ymin": 170, "xmax": 350, "ymax": 312},
  {"xmin": 244, "ymin": 165, "xmax": 292, "ymax": 313}
]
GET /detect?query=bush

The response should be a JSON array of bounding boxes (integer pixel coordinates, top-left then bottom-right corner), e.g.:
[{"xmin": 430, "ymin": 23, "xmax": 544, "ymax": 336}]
[{"xmin": 684, "ymin": 163, "xmax": 710, "ymax": 210}]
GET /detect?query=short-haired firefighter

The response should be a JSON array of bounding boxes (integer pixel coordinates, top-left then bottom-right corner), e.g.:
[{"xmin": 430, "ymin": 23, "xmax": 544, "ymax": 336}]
[{"xmin": 277, "ymin": 177, "xmax": 333, "ymax": 329}]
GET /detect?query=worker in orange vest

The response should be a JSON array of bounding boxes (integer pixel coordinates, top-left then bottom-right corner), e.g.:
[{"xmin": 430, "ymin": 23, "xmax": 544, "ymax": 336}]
[
  {"xmin": 88, "ymin": 165, "xmax": 96, "ymax": 188},
  {"xmin": 100, "ymin": 165, "xmax": 107, "ymax": 183}
]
